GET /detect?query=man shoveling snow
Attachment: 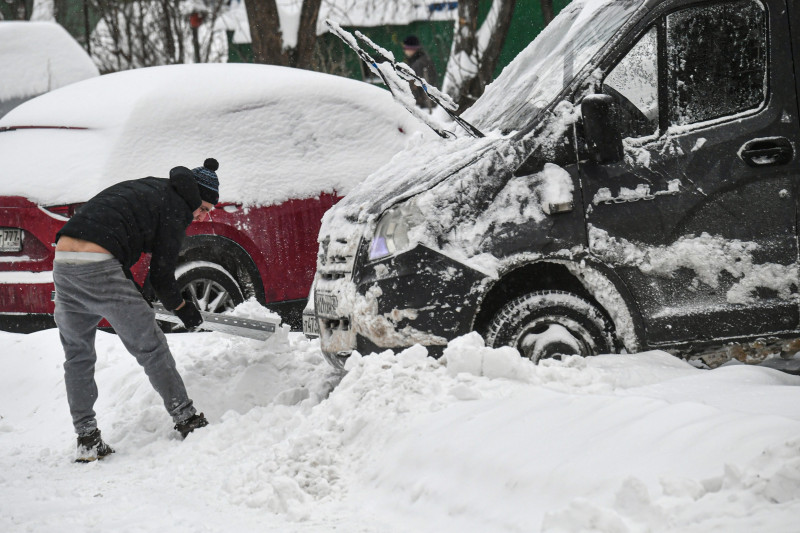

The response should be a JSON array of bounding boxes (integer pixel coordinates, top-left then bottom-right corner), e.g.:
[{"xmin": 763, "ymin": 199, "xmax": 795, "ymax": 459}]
[{"xmin": 52, "ymin": 158, "xmax": 221, "ymax": 462}]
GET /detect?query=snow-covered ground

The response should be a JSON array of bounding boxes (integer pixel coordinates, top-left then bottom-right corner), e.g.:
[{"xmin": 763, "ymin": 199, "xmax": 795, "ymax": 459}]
[{"xmin": 1, "ymin": 302, "xmax": 798, "ymax": 532}]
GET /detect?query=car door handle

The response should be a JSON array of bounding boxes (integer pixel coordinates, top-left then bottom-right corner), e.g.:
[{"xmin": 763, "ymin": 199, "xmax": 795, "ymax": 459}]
[{"xmin": 739, "ymin": 137, "xmax": 794, "ymax": 167}]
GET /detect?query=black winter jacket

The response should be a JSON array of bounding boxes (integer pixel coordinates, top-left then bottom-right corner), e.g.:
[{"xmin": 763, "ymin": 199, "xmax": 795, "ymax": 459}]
[{"xmin": 56, "ymin": 166, "xmax": 202, "ymax": 310}]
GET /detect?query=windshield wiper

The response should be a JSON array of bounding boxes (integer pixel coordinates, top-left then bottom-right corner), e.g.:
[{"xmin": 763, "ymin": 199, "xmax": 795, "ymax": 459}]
[{"xmin": 326, "ymin": 20, "xmax": 484, "ymax": 140}]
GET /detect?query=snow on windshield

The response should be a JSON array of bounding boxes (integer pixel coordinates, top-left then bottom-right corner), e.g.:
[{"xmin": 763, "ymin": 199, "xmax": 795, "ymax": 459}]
[{"xmin": 465, "ymin": 0, "xmax": 642, "ymax": 132}]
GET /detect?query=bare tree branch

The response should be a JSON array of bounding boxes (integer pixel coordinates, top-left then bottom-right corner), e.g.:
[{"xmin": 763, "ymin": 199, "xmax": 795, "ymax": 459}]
[{"xmin": 89, "ymin": 0, "xmax": 228, "ymax": 74}]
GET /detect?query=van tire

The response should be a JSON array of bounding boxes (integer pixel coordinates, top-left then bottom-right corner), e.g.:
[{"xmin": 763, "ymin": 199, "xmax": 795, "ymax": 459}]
[
  {"xmin": 175, "ymin": 262, "xmax": 244, "ymax": 314},
  {"xmin": 484, "ymin": 291, "xmax": 615, "ymax": 363}
]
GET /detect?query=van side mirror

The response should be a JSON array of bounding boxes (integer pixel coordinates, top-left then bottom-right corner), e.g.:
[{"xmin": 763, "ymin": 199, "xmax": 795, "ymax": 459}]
[{"xmin": 581, "ymin": 94, "xmax": 623, "ymax": 164}]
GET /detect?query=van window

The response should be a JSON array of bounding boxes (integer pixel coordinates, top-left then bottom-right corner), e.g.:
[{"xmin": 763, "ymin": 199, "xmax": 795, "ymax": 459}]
[
  {"xmin": 666, "ymin": 0, "xmax": 767, "ymax": 126},
  {"xmin": 602, "ymin": 26, "xmax": 659, "ymax": 138}
]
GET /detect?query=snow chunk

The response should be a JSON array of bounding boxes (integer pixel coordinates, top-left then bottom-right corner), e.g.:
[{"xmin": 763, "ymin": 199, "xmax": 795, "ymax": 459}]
[
  {"xmin": 443, "ymin": 332, "xmax": 527, "ymax": 380},
  {"xmin": 539, "ymin": 163, "xmax": 574, "ymax": 214},
  {"xmin": 222, "ymin": 298, "xmax": 291, "ymax": 350}
]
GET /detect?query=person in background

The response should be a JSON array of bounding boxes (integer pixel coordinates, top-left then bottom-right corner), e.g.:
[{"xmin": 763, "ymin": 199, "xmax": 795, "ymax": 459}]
[
  {"xmin": 402, "ymin": 35, "xmax": 439, "ymax": 111},
  {"xmin": 53, "ymin": 158, "xmax": 221, "ymax": 462}
]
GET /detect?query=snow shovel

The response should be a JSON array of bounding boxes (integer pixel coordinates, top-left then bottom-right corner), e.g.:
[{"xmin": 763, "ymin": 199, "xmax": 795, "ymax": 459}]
[
  {"xmin": 152, "ymin": 302, "xmax": 280, "ymax": 341},
  {"xmin": 52, "ymin": 291, "xmax": 280, "ymax": 341}
]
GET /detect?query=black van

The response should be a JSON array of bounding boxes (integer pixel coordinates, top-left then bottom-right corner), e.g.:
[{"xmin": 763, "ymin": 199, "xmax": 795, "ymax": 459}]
[{"xmin": 308, "ymin": 0, "xmax": 800, "ymax": 371}]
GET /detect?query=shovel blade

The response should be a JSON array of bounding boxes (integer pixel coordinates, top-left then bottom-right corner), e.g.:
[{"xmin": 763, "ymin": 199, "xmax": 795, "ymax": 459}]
[{"xmin": 153, "ymin": 303, "xmax": 280, "ymax": 341}]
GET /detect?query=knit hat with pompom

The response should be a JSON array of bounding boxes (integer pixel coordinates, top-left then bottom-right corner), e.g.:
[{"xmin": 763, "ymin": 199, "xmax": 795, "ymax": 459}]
[{"xmin": 192, "ymin": 158, "xmax": 219, "ymax": 205}]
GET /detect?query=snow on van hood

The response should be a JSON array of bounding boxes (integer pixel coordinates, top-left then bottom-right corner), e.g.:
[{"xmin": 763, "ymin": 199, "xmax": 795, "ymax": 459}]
[
  {"xmin": 326, "ymin": 133, "xmax": 510, "ymax": 223},
  {"xmin": 0, "ymin": 63, "xmax": 429, "ymax": 206},
  {"xmin": 319, "ymin": 131, "xmax": 522, "ymax": 263},
  {"xmin": 319, "ymin": 98, "xmax": 582, "ymax": 273}
]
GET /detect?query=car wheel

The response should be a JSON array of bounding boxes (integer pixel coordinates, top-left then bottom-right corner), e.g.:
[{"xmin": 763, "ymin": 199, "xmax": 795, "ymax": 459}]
[
  {"xmin": 484, "ymin": 290, "xmax": 615, "ymax": 363},
  {"xmin": 175, "ymin": 262, "xmax": 244, "ymax": 313}
]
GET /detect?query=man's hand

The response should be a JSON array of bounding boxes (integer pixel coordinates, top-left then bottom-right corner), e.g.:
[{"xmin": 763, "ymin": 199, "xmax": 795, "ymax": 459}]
[{"xmin": 174, "ymin": 300, "xmax": 203, "ymax": 331}]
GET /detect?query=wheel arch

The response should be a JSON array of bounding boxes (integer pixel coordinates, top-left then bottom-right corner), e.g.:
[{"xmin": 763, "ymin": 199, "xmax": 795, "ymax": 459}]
[
  {"xmin": 178, "ymin": 235, "xmax": 265, "ymax": 304},
  {"xmin": 473, "ymin": 258, "xmax": 645, "ymax": 353}
]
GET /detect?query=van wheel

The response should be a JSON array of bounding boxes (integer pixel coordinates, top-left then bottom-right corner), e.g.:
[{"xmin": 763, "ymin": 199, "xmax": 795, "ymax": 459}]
[
  {"xmin": 176, "ymin": 262, "xmax": 244, "ymax": 314},
  {"xmin": 484, "ymin": 291, "xmax": 615, "ymax": 363}
]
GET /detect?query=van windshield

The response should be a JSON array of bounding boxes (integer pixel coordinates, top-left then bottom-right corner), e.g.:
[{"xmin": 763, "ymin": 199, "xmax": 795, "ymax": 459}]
[{"xmin": 465, "ymin": 0, "xmax": 643, "ymax": 133}]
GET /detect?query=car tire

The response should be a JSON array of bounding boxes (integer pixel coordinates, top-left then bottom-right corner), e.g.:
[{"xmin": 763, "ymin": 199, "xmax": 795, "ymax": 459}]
[
  {"xmin": 484, "ymin": 290, "xmax": 615, "ymax": 363},
  {"xmin": 175, "ymin": 261, "xmax": 244, "ymax": 314}
]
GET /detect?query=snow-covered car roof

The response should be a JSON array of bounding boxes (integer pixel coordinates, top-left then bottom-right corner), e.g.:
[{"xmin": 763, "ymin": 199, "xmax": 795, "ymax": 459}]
[
  {"xmin": 0, "ymin": 63, "xmax": 429, "ymax": 206},
  {"xmin": 0, "ymin": 21, "xmax": 99, "ymax": 102}
]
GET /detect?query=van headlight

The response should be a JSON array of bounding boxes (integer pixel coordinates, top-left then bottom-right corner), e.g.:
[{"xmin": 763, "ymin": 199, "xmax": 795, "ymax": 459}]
[{"xmin": 368, "ymin": 198, "xmax": 422, "ymax": 261}]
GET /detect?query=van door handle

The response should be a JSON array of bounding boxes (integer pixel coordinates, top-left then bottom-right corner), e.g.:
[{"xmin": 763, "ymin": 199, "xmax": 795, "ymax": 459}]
[{"xmin": 739, "ymin": 137, "xmax": 794, "ymax": 167}]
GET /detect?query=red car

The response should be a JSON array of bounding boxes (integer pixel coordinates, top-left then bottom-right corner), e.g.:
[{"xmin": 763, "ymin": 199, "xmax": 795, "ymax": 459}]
[{"xmin": 0, "ymin": 63, "xmax": 425, "ymax": 330}]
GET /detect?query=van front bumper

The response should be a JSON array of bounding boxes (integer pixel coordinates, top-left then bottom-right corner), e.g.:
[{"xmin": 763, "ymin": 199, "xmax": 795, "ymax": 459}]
[{"xmin": 315, "ymin": 245, "xmax": 488, "ymax": 368}]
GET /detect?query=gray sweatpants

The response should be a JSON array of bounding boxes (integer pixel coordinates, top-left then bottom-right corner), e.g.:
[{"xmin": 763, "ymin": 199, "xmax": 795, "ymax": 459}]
[{"xmin": 53, "ymin": 258, "xmax": 196, "ymax": 436}]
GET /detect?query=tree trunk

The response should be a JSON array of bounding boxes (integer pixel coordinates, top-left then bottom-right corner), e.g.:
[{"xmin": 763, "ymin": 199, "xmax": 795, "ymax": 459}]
[
  {"xmin": 540, "ymin": 0, "xmax": 554, "ymax": 25},
  {"xmin": 245, "ymin": 0, "xmax": 286, "ymax": 66},
  {"xmin": 12, "ymin": 0, "xmax": 29, "ymax": 19},
  {"xmin": 160, "ymin": 0, "xmax": 176, "ymax": 60},
  {"xmin": 445, "ymin": 0, "xmax": 517, "ymax": 111},
  {"xmin": 83, "ymin": 0, "xmax": 91, "ymax": 54},
  {"xmin": 246, "ymin": 0, "xmax": 324, "ymax": 69},
  {"xmin": 472, "ymin": 0, "xmax": 516, "ymax": 100},
  {"xmin": 294, "ymin": 0, "xmax": 322, "ymax": 68}
]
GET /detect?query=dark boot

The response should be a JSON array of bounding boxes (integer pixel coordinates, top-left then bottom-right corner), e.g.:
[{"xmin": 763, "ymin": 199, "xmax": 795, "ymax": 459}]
[
  {"xmin": 175, "ymin": 412, "xmax": 208, "ymax": 438},
  {"xmin": 75, "ymin": 429, "xmax": 115, "ymax": 463}
]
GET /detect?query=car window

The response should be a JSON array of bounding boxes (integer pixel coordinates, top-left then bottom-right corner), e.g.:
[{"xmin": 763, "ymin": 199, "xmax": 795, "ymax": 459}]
[
  {"xmin": 602, "ymin": 26, "xmax": 659, "ymax": 139},
  {"xmin": 666, "ymin": 0, "xmax": 767, "ymax": 126}
]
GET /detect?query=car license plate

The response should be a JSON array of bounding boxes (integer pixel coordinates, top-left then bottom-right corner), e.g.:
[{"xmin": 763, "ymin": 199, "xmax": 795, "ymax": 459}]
[
  {"xmin": 303, "ymin": 312, "xmax": 320, "ymax": 337},
  {"xmin": 0, "ymin": 228, "xmax": 22, "ymax": 252},
  {"xmin": 314, "ymin": 292, "xmax": 339, "ymax": 318}
]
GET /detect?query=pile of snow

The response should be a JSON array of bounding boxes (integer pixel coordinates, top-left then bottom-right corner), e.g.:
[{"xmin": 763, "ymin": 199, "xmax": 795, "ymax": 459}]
[
  {"xmin": 0, "ymin": 63, "xmax": 429, "ymax": 207},
  {"xmin": 0, "ymin": 21, "xmax": 98, "ymax": 102},
  {"xmin": 1, "ymin": 306, "xmax": 798, "ymax": 532}
]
